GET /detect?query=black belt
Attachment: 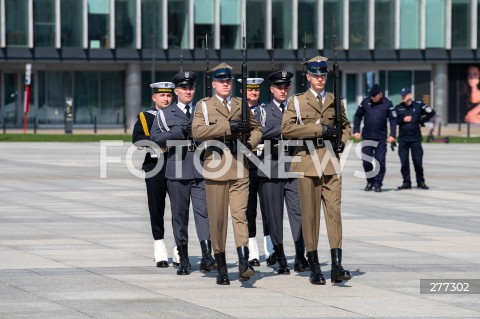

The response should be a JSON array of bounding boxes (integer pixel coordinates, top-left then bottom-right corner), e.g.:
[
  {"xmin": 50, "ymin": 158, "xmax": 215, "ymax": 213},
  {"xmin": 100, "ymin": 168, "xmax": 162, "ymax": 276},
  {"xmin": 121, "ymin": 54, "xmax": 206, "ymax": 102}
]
[
  {"xmin": 168, "ymin": 141, "xmax": 196, "ymax": 152},
  {"xmin": 305, "ymin": 137, "xmax": 325, "ymax": 148}
]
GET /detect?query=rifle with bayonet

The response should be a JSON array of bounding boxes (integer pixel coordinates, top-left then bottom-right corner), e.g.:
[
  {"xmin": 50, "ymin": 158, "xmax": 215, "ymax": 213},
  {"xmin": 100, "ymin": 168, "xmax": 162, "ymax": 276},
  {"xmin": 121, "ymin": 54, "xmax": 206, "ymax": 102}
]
[
  {"xmin": 333, "ymin": 32, "xmax": 343, "ymax": 153},
  {"xmin": 270, "ymin": 34, "xmax": 275, "ymax": 101},
  {"xmin": 241, "ymin": 28, "xmax": 248, "ymax": 146},
  {"xmin": 205, "ymin": 33, "xmax": 211, "ymax": 97},
  {"xmin": 301, "ymin": 31, "xmax": 307, "ymax": 92}
]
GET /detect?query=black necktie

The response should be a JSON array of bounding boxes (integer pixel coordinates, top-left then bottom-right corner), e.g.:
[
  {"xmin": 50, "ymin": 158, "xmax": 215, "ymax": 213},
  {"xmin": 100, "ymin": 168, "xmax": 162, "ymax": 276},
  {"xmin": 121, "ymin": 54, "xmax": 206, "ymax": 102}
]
[
  {"xmin": 280, "ymin": 103, "xmax": 285, "ymax": 113},
  {"xmin": 185, "ymin": 104, "xmax": 191, "ymax": 119}
]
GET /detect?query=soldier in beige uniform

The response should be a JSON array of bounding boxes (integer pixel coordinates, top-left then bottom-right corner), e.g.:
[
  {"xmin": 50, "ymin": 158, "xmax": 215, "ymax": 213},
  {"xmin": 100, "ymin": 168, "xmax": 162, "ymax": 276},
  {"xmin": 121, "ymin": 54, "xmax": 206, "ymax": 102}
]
[
  {"xmin": 281, "ymin": 56, "xmax": 352, "ymax": 285},
  {"xmin": 192, "ymin": 63, "xmax": 263, "ymax": 285}
]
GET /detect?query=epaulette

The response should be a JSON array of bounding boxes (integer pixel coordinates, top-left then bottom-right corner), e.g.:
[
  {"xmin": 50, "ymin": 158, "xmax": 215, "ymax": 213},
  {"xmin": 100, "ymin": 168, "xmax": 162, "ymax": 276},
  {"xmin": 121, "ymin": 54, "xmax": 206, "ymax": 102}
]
[
  {"xmin": 145, "ymin": 109, "xmax": 157, "ymax": 116},
  {"xmin": 294, "ymin": 92, "xmax": 303, "ymax": 96},
  {"xmin": 199, "ymin": 97, "xmax": 211, "ymax": 102}
]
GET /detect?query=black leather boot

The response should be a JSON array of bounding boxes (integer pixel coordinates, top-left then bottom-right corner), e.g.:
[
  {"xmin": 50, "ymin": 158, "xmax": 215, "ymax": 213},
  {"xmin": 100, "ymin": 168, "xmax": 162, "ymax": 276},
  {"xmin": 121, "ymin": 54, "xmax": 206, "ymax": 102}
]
[
  {"xmin": 293, "ymin": 238, "xmax": 309, "ymax": 272},
  {"xmin": 199, "ymin": 240, "xmax": 216, "ymax": 272},
  {"xmin": 306, "ymin": 250, "xmax": 326, "ymax": 285},
  {"xmin": 397, "ymin": 182, "xmax": 412, "ymax": 190},
  {"xmin": 237, "ymin": 246, "xmax": 255, "ymax": 282},
  {"xmin": 330, "ymin": 248, "xmax": 352, "ymax": 283},
  {"xmin": 273, "ymin": 244, "xmax": 290, "ymax": 274},
  {"xmin": 266, "ymin": 252, "xmax": 277, "ymax": 266},
  {"xmin": 176, "ymin": 244, "xmax": 191, "ymax": 275},
  {"xmin": 214, "ymin": 252, "xmax": 230, "ymax": 285}
]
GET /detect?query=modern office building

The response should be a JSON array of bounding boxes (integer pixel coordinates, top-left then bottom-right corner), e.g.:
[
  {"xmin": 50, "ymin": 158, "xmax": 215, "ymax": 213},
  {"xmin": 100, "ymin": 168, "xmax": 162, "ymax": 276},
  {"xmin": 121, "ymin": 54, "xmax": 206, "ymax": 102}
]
[{"xmin": 1, "ymin": 0, "xmax": 478, "ymax": 130}]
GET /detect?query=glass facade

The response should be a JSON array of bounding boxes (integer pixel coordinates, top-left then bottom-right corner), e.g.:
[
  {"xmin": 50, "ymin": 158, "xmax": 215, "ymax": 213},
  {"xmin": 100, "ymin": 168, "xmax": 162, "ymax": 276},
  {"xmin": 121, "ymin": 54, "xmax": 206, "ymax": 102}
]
[
  {"xmin": 246, "ymin": 0, "xmax": 266, "ymax": 48},
  {"xmin": 168, "ymin": 0, "xmax": 189, "ymax": 48},
  {"xmin": 6, "ymin": 0, "xmax": 29, "ymax": 47},
  {"xmin": 386, "ymin": 71, "xmax": 412, "ymax": 105},
  {"xmin": 272, "ymin": 0, "xmax": 292, "ymax": 49},
  {"xmin": 324, "ymin": 0, "xmax": 344, "ymax": 49},
  {"xmin": 141, "ymin": 0, "xmax": 162, "ymax": 48},
  {"xmin": 220, "ymin": 0, "xmax": 242, "ymax": 49},
  {"xmin": 426, "ymin": 0, "xmax": 445, "ymax": 48},
  {"xmin": 346, "ymin": 73, "xmax": 357, "ymax": 121},
  {"xmin": 61, "ymin": 0, "xmax": 83, "ymax": 47},
  {"xmin": 33, "ymin": 0, "xmax": 55, "ymax": 47},
  {"xmin": 451, "ymin": 0, "xmax": 471, "ymax": 48},
  {"xmin": 349, "ymin": 0, "xmax": 368, "ymax": 49},
  {"xmin": 375, "ymin": 0, "xmax": 394, "ymax": 48},
  {"xmin": 194, "ymin": 0, "xmax": 214, "ymax": 48},
  {"xmin": 115, "ymin": 0, "xmax": 136, "ymax": 48},
  {"xmin": 88, "ymin": 0, "xmax": 110, "ymax": 48},
  {"xmin": 400, "ymin": 0, "xmax": 420, "ymax": 49},
  {"xmin": 298, "ymin": 0, "xmax": 317, "ymax": 49},
  {"xmin": 38, "ymin": 71, "xmax": 73, "ymax": 124}
]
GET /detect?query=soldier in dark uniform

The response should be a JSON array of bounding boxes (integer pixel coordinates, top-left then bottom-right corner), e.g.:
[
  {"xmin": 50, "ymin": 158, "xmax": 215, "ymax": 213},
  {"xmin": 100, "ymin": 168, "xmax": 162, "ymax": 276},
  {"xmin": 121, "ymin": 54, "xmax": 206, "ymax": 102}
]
[
  {"xmin": 395, "ymin": 88, "xmax": 435, "ymax": 190},
  {"xmin": 192, "ymin": 63, "xmax": 263, "ymax": 285},
  {"xmin": 132, "ymin": 81, "xmax": 173, "ymax": 268},
  {"xmin": 281, "ymin": 56, "xmax": 352, "ymax": 285},
  {"xmin": 353, "ymin": 84, "xmax": 397, "ymax": 192},
  {"xmin": 256, "ymin": 70, "xmax": 309, "ymax": 275},
  {"xmin": 237, "ymin": 77, "xmax": 275, "ymax": 267},
  {"xmin": 150, "ymin": 72, "xmax": 216, "ymax": 275}
]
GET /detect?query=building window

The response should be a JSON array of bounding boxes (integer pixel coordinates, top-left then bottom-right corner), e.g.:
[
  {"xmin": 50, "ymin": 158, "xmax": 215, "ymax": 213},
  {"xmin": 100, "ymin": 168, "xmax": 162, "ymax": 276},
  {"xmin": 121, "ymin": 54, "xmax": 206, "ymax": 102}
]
[
  {"xmin": 194, "ymin": 0, "xmax": 214, "ymax": 48},
  {"xmin": 38, "ymin": 71, "xmax": 74, "ymax": 124},
  {"xmin": 220, "ymin": 0, "xmax": 241, "ymax": 49},
  {"xmin": 141, "ymin": 0, "xmax": 162, "ymax": 49},
  {"xmin": 426, "ymin": 0, "xmax": 445, "ymax": 48},
  {"xmin": 88, "ymin": 0, "xmax": 110, "ymax": 48},
  {"xmin": 74, "ymin": 71, "xmax": 125, "ymax": 125},
  {"xmin": 451, "ymin": 0, "xmax": 470, "ymax": 48},
  {"xmin": 61, "ymin": 0, "xmax": 83, "ymax": 47},
  {"xmin": 400, "ymin": 0, "xmax": 420, "ymax": 48},
  {"xmin": 272, "ymin": 0, "xmax": 292, "ymax": 49},
  {"xmin": 387, "ymin": 71, "xmax": 412, "ymax": 105},
  {"xmin": 169, "ymin": 0, "xmax": 189, "ymax": 48},
  {"xmin": 33, "ymin": 0, "xmax": 55, "ymax": 47},
  {"xmin": 375, "ymin": 0, "xmax": 394, "ymax": 49},
  {"xmin": 298, "ymin": 0, "xmax": 317, "ymax": 49},
  {"xmin": 115, "ymin": 0, "xmax": 136, "ymax": 48},
  {"xmin": 246, "ymin": 0, "xmax": 266, "ymax": 48},
  {"xmin": 349, "ymin": 0, "xmax": 368, "ymax": 49},
  {"xmin": 6, "ymin": 0, "xmax": 29, "ymax": 47},
  {"xmin": 324, "ymin": 0, "xmax": 344, "ymax": 49}
]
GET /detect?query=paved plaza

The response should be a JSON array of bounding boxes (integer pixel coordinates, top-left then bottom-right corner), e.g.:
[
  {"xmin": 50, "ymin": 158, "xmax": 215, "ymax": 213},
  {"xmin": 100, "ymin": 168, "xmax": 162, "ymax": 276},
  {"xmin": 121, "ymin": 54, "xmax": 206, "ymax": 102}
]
[{"xmin": 0, "ymin": 142, "xmax": 479, "ymax": 319}]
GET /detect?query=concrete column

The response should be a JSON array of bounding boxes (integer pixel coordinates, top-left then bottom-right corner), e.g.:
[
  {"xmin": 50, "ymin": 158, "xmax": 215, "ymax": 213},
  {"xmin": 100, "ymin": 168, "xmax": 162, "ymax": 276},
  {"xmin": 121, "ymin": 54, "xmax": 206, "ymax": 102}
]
[
  {"xmin": 125, "ymin": 63, "xmax": 141, "ymax": 132},
  {"xmin": 432, "ymin": 63, "xmax": 448, "ymax": 125}
]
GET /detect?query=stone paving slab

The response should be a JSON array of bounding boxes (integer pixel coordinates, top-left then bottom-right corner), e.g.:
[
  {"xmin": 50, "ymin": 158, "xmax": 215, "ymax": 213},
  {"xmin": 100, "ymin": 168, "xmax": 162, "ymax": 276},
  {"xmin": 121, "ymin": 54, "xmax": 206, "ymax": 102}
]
[{"xmin": 0, "ymin": 142, "xmax": 479, "ymax": 318}]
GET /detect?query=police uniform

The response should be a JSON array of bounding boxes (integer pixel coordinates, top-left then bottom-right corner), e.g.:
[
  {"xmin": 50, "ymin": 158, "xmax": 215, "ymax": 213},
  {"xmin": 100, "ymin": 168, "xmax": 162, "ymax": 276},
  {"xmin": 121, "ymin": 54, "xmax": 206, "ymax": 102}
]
[
  {"xmin": 353, "ymin": 84, "xmax": 397, "ymax": 192},
  {"xmin": 237, "ymin": 77, "xmax": 274, "ymax": 267},
  {"xmin": 256, "ymin": 70, "xmax": 309, "ymax": 275},
  {"xmin": 281, "ymin": 56, "xmax": 352, "ymax": 285},
  {"xmin": 395, "ymin": 87, "xmax": 435, "ymax": 190},
  {"xmin": 131, "ymin": 82, "xmax": 172, "ymax": 268},
  {"xmin": 150, "ymin": 72, "xmax": 216, "ymax": 276},
  {"xmin": 192, "ymin": 63, "xmax": 263, "ymax": 285}
]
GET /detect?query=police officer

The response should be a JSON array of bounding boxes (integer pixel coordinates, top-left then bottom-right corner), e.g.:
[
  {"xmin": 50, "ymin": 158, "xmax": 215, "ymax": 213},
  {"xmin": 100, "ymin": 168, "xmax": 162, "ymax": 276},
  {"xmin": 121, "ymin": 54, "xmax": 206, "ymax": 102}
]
[
  {"xmin": 192, "ymin": 63, "xmax": 263, "ymax": 285},
  {"xmin": 150, "ymin": 72, "xmax": 216, "ymax": 275},
  {"xmin": 395, "ymin": 88, "xmax": 435, "ymax": 190},
  {"xmin": 132, "ymin": 81, "xmax": 173, "ymax": 268},
  {"xmin": 257, "ymin": 70, "xmax": 309, "ymax": 275},
  {"xmin": 281, "ymin": 56, "xmax": 352, "ymax": 285},
  {"xmin": 353, "ymin": 84, "xmax": 397, "ymax": 192},
  {"xmin": 237, "ymin": 77, "xmax": 275, "ymax": 267}
]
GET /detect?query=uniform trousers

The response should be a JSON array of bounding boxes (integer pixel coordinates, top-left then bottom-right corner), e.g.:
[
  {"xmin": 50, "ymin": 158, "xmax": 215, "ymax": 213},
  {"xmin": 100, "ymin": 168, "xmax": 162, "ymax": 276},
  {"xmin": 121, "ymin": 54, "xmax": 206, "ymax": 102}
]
[
  {"xmin": 259, "ymin": 177, "xmax": 302, "ymax": 246},
  {"xmin": 145, "ymin": 170, "xmax": 168, "ymax": 240},
  {"xmin": 362, "ymin": 140, "xmax": 387, "ymax": 187},
  {"xmin": 204, "ymin": 178, "xmax": 250, "ymax": 253},
  {"xmin": 297, "ymin": 175, "xmax": 343, "ymax": 252},
  {"xmin": 247, "ymin": 169, "xmax": 270, "ymax": 238},
  {"xmin": 167, "ymin": 178, "xmax": 210, "ymax": 246},
  {"xmin": 398, "ymin": 140, "xmax": 424, "ymax": 185}
]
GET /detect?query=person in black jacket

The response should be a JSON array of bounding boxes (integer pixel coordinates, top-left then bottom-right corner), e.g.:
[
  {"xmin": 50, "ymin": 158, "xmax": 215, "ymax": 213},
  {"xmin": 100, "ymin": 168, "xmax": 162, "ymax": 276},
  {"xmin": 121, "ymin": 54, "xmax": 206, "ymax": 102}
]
[
  {"xmin": 353, "ymin": 84, "xmax": 397, "ymax": 192},
  {"xmin": 395, "ymin": 88, "xmax": 435, "ymax": 190},
  {"xmin": 132, "ymin": 81, "xmax": 174, "ymax": 267}
]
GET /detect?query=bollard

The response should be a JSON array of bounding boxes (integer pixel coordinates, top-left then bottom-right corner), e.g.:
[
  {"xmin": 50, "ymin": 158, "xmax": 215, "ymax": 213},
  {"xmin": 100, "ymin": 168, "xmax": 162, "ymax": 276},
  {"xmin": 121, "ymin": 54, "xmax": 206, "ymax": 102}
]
[
  {"xmin": 94, "ymin": 116, "xmax": 97, "ymax": 134},
  {"xmin": 467, "ymin": 123, "xmax": 470, "ymax": 138},
  {"xmin": 34, "ymin": 117, "xmax": 37, "ymax": 134}
]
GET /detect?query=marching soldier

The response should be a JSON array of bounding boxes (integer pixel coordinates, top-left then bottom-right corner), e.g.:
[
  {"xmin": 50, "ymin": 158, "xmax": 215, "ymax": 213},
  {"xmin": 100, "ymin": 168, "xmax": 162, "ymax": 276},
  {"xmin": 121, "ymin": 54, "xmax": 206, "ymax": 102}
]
[
  {"xmin": 132, "ymin": 81, "xmax": 173, "ymax": 268},
  {"xmin": 256, "ymin": 70, "xmax": 309, "ymax": 275},
  {"xmin": 192, "ymin": 63, "xmax": 263, "ymax": 285},
  {"xmin": 281, "ymin": 56, "xmax": 352, "ymax": 285},
  {"xmin": 237, "ymin": 77, "xmax": 275, "ymax": 267},
  {"xmin": 150, "ymin": 71, "xmax": 216, "ymax": 275}
]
